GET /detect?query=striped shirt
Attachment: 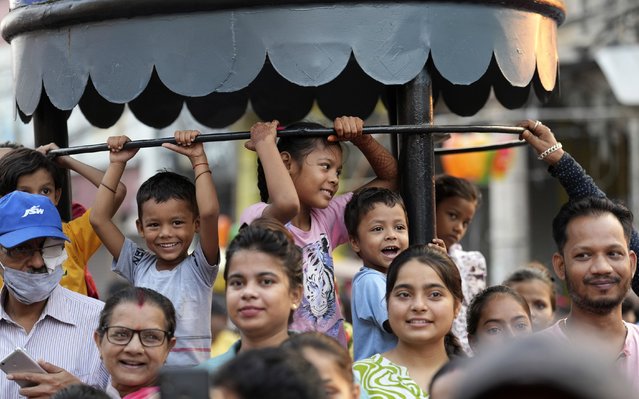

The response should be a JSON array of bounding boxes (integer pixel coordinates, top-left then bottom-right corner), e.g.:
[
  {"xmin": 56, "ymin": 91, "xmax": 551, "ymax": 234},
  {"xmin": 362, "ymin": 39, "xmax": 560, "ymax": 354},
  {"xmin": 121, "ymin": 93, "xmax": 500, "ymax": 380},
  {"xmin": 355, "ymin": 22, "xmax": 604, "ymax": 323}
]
[{"xmin": 0, "ymin": 285, "xmax": 109, "ymax": 398}]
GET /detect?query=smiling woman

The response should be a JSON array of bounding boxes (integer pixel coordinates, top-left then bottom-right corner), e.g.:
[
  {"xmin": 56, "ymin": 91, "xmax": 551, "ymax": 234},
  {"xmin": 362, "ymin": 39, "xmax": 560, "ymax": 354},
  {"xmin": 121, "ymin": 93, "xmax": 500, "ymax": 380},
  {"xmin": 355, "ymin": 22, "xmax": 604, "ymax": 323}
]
[
  {"xmin": 94, "ymin": 287, "xmax": 176, "ymax": 399},
  {"xmin": 353, "ymin": 245, "xmax": 465, "ymax": 399},
  {"xmin": 199, "ymin": 217, "xmax": 303, "ymax": 374}
]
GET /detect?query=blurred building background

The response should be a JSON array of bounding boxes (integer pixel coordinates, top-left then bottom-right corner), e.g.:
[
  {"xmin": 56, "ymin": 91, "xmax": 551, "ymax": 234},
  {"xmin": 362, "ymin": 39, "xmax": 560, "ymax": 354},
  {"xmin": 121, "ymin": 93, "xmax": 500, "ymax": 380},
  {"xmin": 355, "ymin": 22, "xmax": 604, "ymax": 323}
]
[{"xmin": 0, "ymin": 0, "xmax": 638, "ymax": 306}]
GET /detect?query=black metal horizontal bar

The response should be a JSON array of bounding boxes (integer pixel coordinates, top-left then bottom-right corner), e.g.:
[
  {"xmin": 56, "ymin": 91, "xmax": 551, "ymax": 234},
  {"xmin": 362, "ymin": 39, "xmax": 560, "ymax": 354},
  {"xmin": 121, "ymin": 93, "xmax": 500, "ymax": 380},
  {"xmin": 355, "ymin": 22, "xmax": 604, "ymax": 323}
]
[
  {"xmin": 48, "ymin": 125, "xmax": 526, "ymax": 157},
  {"xmin": 435, "ymin": 139, "xmax": 526, "ymax": 155}
]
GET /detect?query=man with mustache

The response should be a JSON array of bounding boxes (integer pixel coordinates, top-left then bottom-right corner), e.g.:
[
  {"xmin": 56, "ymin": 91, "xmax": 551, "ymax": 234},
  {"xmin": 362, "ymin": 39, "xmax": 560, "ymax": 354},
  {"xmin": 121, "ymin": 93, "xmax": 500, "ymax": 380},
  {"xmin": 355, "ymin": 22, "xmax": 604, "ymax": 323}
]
[
  {"xmin": 543, "ymin": 196, "xmax": 639, "ymax": 389},
  {"xmin": 0, "ymin": 191, "xmax": 108, "ymax": 398}
]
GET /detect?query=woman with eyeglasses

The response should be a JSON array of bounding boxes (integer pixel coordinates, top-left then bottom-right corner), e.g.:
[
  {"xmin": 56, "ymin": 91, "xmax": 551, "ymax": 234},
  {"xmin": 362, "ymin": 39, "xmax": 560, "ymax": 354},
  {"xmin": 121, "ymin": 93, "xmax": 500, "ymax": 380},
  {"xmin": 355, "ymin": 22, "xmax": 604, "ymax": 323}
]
[{"xmin": 94, "ymin": 287, "xmax": 176, "ymax": 399}]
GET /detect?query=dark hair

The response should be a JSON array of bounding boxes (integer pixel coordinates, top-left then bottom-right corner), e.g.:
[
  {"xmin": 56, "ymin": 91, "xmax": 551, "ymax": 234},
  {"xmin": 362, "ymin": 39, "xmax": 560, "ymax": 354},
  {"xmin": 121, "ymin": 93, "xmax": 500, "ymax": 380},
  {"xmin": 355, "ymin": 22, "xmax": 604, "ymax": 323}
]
[
  {"xmin": 435, "ymin": 174, "xmax": 481, "ymax": 206},
  {"xmin": 136, "ymin": 170, "xmax": 198, "ymax": 219},
  {"xmin": 283, "ymin": 332, "xmax": 354, "ymax": 384},
  {"xmin": 51, "ymin": 384, "xmax": 110, "ymax": 399},
  {"xmin": 504, "ymin": 265, "xmax": 557, "ymax": 312},
  {"xmin": 466, "ymin": 285, "xmax": 531, "ymax": 338},
  {"xmin": 552, "ymin": 197, "xmax": 633, "ymax": 253},
  {"xmin": 210, "ymin": 347, "xmax": 325, "ymax": 399},
  {"xmin": 225, "ymin": 218, "xmax": 303, "ymax": 324},
  {"xmin": 247, "ymin": 216, "xmax": 296, "ymax": 243},
  {"xmin": 454, "ymin": 336, "xmax": 636, "ymax": 399},
  {"xmin": 0, "ymin": 147, "xmax": 63, "ymax": 195},
  {"xmin": 256, "ymin": 121, "xmax": 342, "ymax": 203},
  {"xmin": 428, "ymin": 358, "xmax": 468, "ymax": 397},
  {"xmin": 344, "ymin": 187, "xmax": 407, "ymax": 238},
  {"xmin": 385, "ymin": 245, "xmax": 466, "ymax": 358},
  {"xmin": 225, "ymin": 218, "xmax": 302, "ymax": 289},
  {"xmin": 96, "ymin": 287, "xmax": 176, "ymax": 339}
]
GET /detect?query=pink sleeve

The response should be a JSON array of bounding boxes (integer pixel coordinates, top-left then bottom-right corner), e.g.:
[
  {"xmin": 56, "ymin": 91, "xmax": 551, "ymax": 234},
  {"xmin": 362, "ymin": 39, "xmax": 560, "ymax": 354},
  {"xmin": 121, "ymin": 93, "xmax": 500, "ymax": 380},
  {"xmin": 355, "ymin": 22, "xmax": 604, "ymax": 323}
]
[
  {"xmin": 239, "ymin": 202, "xmax": 269, "ymax": 227},
  {"xmin": 323, "ymin": 192, "xmax": 353, "ymax": 247}
]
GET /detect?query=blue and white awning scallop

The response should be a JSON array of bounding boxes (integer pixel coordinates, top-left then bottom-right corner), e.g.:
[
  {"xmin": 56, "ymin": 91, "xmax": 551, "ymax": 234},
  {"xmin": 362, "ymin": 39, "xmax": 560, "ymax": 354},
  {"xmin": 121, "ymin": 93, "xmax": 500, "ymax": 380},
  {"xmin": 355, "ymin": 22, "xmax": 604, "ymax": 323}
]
[{"xmin": 2, "ymin": 1, "xmax": 566, "ymax": 128}]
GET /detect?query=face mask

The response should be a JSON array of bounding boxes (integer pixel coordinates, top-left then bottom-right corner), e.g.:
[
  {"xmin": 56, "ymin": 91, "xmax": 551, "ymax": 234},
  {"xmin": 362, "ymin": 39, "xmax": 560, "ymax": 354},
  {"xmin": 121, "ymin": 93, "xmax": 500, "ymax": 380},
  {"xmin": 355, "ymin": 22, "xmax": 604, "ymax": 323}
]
[{"xmin": 0, "ymin": 263, "xmax": 63, "ymax": 305}]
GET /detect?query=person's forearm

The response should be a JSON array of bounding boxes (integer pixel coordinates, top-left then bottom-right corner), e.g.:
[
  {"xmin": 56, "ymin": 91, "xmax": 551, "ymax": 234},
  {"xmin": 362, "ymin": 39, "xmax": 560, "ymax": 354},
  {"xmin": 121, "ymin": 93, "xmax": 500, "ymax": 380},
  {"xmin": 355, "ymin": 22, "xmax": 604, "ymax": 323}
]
[
  {"xmin": 193, "ymin": 160, "xmax": 220, "ymax": 264},
  {"xmin": 93, "ymin": 162, "xmax": 126, "ymax": 221},
  {"xmin": 257, "ymin": 141, "xmax": 300, "ymax": 221},
  {"xmin": 59, "ymin": 156, "xmax": 127, "ymax": 212},
  {"xmin": 353, "ymin": 135, "xmax": 398, "ymax": 189},
  {"xmin": 549, "ymin": 152, "xmax": 605, "ymax": 199}
]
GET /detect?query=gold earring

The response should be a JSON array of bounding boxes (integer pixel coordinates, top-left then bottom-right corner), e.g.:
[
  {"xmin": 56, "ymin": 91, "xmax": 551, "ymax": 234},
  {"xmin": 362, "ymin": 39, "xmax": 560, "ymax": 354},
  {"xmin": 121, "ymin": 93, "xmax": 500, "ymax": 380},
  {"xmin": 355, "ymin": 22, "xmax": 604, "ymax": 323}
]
[{"xmin": 292, "ymin": 304, "xmax": 298, "ymax": 310}]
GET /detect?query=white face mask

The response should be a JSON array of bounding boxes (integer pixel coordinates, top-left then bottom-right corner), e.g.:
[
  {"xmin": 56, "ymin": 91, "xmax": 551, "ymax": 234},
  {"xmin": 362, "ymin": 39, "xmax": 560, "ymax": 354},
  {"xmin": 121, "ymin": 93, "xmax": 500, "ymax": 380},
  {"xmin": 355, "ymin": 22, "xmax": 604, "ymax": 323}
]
[{"xmin": 0, "ymin": 264, "xmax": 63, "ymax": 305}]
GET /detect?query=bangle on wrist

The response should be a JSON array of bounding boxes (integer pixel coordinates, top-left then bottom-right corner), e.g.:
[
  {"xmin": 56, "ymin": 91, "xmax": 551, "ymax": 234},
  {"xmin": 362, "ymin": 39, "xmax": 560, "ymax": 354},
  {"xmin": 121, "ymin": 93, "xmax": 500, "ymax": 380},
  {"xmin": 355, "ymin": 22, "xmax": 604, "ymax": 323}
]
[
  {"xmin": 538, "ymin": 142, "xmax": 563, "ymax": 161},
  {"xmin": 192, "ymin": 162, "xmax": 209, "ymax": 170},
  {"xmin": 195, "ymin": 169, "xmax": 212, "ymax": 182}
]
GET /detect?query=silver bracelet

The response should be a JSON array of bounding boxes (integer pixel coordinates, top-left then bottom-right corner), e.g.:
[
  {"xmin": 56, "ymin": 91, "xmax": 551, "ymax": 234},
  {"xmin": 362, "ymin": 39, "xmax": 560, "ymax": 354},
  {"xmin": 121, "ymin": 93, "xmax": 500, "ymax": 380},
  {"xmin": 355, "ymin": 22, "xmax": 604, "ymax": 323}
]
[{"xmin": 538, "ymin": 142, "xmax": 562, "ymax": 160}]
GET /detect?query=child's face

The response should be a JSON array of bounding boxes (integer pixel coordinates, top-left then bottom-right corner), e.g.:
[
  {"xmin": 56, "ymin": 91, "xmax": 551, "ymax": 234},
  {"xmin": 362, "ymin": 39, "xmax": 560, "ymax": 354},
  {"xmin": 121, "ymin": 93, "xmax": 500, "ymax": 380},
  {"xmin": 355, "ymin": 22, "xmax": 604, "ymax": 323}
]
[
  {"xmin": 387, "ymin": 261, "xmax": 459, "ymax": 346},
  {"xmin": 349, "ymin": 204, "xmax": 408, "ymax": 273},
  {"xmin": 135, "ymin": 198, "xmax": 199, "ymax": 270},
  {"xmin": 301, "ymin": 348, "xmax": 359, "ymax": 399},
  {"xmin": 287, "ymin": 145, "xmax": 342, "ymax": 210},
  {"xmin": 16, "ymin": 168, "xmax": 61, "ymax": 205},
  {"xmin": 436, "ymin": 196, "xmax": 477, "ymax": 250},
  {"xmin": 225, "ymin": 250, "xmax": 301, "ymax": 339},
  {"xmin": 509, "ymin": 279, "xmax": 555, "ymax": 331},
  {"xmin": 470, "ymin": 294, "xmax": 532, "ymax": 352}
]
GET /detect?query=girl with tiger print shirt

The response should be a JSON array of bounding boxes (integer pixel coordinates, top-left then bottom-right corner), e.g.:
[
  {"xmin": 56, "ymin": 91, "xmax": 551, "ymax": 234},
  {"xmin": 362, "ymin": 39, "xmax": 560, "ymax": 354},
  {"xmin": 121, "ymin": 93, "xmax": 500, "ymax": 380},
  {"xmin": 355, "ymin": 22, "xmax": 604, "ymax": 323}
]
[{"xmin": 240, "ymin": 116, "xmax": 398, "ymax": 347}]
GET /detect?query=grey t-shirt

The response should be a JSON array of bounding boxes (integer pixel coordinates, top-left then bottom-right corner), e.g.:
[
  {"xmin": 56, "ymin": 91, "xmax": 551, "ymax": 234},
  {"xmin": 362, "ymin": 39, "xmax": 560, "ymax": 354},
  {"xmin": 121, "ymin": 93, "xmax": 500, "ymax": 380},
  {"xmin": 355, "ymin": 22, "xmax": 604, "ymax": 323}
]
[{"xmin": 113, "ymin": 238, "xmax": 218, "ymax": 367}]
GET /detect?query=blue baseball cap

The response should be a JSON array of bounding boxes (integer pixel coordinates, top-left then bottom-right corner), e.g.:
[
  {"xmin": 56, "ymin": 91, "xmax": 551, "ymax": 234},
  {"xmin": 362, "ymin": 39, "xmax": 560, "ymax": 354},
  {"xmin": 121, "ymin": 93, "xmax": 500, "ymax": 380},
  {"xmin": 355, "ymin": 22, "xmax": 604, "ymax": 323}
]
[{"xmin": 0, "ymin": 191, "xmax": 69, "ymax": 248}]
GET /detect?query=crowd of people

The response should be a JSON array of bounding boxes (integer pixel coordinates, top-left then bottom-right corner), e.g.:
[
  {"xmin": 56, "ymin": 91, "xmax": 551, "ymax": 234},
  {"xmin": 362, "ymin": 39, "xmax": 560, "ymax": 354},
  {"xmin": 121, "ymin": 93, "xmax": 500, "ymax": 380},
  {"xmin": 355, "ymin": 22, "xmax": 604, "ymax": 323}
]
[{"xmin": 0, "ymin": 117, "xmax": 637, "ymax": 398}]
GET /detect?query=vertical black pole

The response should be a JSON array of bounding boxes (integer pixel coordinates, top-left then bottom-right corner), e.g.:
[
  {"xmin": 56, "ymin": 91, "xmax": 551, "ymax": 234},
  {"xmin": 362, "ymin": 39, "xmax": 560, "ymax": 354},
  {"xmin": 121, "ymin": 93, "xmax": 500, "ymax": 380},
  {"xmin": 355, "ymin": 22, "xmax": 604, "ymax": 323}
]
[
  {"xmin": 33, "ymin": 93, "xmax": 72, "ymax": 222},
  {"xmin": 397, "ymin": 68, "xmax": 435, "ymax": 244},
  {"xmin": 385, "ymin": 86, "xmax": 399, "ymax": 160}
]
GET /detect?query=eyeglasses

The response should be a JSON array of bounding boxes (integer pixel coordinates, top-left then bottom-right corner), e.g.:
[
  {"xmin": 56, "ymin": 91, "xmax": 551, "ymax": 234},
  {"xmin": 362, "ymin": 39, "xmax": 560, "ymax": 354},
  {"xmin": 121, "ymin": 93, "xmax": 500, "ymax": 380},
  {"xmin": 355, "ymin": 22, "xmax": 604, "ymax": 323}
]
[
  {"xmin": 103, "ymin": 326, "xmax": 170, "ymax": 347},
  {"xmin": 0, "ymin": 243, "xmax": 65, "ymax": 262}
]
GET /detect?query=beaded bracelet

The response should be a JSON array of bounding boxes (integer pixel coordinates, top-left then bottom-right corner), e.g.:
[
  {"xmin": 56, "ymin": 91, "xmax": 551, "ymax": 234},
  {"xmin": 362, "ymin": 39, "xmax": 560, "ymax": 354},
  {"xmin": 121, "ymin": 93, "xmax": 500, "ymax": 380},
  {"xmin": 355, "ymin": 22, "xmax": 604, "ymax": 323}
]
[{"xmin": 538, "ymin": 142, "xmax": 562, "ymax": 161}]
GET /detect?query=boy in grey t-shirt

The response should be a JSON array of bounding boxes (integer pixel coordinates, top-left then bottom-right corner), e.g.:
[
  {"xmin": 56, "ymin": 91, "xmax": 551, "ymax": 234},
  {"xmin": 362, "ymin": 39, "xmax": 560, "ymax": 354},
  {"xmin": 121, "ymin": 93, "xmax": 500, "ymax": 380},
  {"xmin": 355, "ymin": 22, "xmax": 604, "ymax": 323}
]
[{"xmin": 90, "ymin": 130, "xmax": 220, "ymax": 366}]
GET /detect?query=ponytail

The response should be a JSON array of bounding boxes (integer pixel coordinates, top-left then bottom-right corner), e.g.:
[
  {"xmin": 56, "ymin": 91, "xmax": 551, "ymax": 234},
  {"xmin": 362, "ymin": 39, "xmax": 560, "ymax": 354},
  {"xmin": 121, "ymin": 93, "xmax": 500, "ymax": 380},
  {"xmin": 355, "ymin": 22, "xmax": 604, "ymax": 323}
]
[
  {"xmin": 257, "ymin": 158, "xmax": 269, "ymax": 203},
  {"xmin": 444, "ymin": 332, "xmax": 467, "ymax": 359}
]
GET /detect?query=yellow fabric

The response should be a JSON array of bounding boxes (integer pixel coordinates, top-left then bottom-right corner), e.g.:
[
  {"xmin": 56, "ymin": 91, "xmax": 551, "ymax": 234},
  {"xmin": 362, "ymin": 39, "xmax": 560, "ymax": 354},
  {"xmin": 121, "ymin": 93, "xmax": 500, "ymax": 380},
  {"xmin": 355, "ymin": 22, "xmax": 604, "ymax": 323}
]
[
  {"xmin": 0, "ymin": 209, "xmax": 102, "ymax": 296},
  {"xmin": 210, "ymin": 329, "xmax": 240, "ymax": 357}
]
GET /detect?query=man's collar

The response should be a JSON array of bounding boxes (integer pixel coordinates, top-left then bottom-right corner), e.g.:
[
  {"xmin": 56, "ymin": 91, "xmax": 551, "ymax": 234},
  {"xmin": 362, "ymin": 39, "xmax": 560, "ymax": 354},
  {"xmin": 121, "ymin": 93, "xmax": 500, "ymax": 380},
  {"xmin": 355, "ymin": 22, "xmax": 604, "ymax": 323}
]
[{"xmin": 0, "ymin": 285, "xmax": 75, "ymax": 326}]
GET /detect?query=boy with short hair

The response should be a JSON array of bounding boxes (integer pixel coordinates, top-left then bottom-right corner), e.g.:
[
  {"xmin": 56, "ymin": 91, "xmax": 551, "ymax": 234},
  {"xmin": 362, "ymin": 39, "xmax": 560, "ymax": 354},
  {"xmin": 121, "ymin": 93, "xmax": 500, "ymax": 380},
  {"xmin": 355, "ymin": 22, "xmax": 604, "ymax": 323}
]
[
  {"xmin": 0, "ymin": 145, "xmax": 127, "ymax": 297},
  {"xmin": 90, "ymin": 131, "xmax": 220, "ymax": 367},
  {"xmin": 345, "ymin": 187, "xmax": 409, "ymax": 361}
]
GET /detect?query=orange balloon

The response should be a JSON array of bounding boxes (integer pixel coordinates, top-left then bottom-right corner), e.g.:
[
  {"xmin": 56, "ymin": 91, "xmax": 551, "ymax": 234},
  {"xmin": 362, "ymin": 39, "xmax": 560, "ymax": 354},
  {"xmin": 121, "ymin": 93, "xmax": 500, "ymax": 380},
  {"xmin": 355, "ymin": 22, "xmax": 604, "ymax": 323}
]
[{"xmin": 441, "ymin": 134, "xmax": 494, "ymax": 184}]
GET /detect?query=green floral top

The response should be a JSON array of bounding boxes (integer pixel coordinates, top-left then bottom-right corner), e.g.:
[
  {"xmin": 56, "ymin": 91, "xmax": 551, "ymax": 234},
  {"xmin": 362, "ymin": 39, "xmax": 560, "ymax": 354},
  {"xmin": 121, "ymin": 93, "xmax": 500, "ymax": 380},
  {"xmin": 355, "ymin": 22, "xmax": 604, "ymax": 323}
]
[{"xmin": 353, "ymin": 354, "xmax": 429, "ymax": 399}]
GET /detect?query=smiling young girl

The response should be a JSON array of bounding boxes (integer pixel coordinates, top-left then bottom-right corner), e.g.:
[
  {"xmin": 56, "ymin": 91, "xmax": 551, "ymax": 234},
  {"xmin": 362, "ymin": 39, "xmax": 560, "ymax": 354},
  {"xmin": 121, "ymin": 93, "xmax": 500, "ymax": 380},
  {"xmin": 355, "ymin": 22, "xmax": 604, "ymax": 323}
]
[
  {"xmin": 200, "ymin": 218, "xmax": 303, "ymax": 372},
  {"xmin": 240, "ymin": 117, "xmax": 397, "ymax": 345},
  {"xmin": 353, "ymin": 245, "xmax": 465, "ymax": 398}
]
